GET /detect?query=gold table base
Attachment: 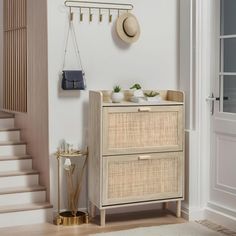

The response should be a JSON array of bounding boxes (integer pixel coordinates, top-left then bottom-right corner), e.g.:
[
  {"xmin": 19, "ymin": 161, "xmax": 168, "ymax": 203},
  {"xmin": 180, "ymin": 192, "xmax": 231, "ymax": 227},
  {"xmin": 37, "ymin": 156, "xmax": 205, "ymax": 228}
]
[{"xmin": 54, "ymin": 211, "xmax": 89, "ymax": 226}]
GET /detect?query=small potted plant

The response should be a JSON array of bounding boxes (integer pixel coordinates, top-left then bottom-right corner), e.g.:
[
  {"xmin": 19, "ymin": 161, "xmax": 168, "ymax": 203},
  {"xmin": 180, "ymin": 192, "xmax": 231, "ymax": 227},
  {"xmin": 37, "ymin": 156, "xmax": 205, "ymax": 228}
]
[
  {"xmin": 111, "ymin": 85, "xmax": 124, "ymax": 103},
  {"xmin": 144, "ymin": 91, "xmax": 161, "ymax": 102},
  {"xmin": 130, "ymin": 83, "xmax": 144, "ymax": 98}
]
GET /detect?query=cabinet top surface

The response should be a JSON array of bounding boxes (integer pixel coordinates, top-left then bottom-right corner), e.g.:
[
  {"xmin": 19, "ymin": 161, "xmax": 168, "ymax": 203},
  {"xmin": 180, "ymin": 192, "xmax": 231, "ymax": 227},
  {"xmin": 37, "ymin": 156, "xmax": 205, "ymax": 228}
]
[
  {"xmin": 90, "ymin": 90, "xmax": 185, "ymax": 107},
  {"xmin": 102, "ymin": 100, "xmax": 183, "ymax": 107}
]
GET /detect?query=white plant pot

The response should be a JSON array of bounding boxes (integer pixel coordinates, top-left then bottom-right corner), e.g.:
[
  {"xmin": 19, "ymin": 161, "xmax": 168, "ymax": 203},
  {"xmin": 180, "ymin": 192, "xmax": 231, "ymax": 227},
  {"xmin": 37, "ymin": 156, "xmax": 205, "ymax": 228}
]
[
  {"xmin": 145, "ymin": 95, "xmax": 162, "ymax": 102},
  {"xmin": 133, "ymin": 89, "xmax": 144, "ymax": 98},
  {"xmin": 111, "ymin": 92, "xmax": 124, "ymax": 103}
]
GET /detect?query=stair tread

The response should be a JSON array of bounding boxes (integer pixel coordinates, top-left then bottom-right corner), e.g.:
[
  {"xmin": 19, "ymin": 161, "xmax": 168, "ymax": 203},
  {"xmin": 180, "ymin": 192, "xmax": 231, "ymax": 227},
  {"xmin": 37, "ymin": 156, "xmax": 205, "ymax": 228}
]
[
  {"xmin": 0, "ymin": 185, "xmax": 46, "ymax": 195},
  {"xmin": 0, "ymin": 141, "xmax": 26, "ymax": 146},
  {"xmin": 0, "ymin": 128, "xmax": 20, "ymax": 132},
  {"xmin": 0, "ymin": 112, "xmax": 14, "ymax": 119},
  {"xmin": 0, "ymin": 202, "xmax": 52, "ymax": 214},
  {"xmin": 0, "ymin": 155, "xmax": 31, "ymax": 161},
  {"xmin": 0, "ymin": 169, "xmax": 39, "ymax": 177}
]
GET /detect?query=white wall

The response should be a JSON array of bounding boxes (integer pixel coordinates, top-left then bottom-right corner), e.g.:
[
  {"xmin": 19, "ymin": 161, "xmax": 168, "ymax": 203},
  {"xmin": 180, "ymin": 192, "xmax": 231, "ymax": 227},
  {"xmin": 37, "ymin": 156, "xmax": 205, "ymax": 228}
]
[
  {"xmin": 0, "ymin": 0, "xmax": 3, "ymax": 108},
  {"xmin": 48, "ymin": 0, "xmax": 180, "ymax": 211}
]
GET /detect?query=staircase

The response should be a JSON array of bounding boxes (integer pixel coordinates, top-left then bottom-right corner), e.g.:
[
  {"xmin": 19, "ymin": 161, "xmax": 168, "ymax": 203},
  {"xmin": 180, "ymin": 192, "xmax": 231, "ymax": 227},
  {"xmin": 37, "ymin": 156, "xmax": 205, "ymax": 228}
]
[{"xmin": 0, "ymin": 112, "xmax": 52, "ymax": 228}]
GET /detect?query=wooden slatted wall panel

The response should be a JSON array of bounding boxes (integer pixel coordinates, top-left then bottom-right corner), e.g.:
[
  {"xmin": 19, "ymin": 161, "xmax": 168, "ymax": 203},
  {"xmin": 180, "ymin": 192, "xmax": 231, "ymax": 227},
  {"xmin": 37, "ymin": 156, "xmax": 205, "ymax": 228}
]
[{"xmin": 3, "ymin": 0, "xmax": 27, "ymax": 112}]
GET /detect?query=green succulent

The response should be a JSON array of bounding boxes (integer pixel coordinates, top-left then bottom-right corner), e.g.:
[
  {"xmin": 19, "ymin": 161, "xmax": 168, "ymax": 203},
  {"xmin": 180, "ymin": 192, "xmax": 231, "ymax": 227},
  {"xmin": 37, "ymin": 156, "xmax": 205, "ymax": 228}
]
[
  {"xmin": 113, "ymin": 85, "xmax": 121, "ymax": 93},
  {"xmin": 130, "ymin": 83, "xmax": 142, "ymax": 90},
  {"xmin": 144, "ymin": 91, "xmax": 159, "ymax": 97}
]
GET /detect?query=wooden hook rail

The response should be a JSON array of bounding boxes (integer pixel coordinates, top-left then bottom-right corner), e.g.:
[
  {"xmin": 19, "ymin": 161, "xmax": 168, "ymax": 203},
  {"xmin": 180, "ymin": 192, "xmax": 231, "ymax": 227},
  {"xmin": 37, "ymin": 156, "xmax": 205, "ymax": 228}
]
[
  {"xmin": 65, "ymin": 1, "xmax": 134, "ymax": 23},
  {"xmin": 64, "ymin": 0, "xmax": 133, "ymax": 11}
]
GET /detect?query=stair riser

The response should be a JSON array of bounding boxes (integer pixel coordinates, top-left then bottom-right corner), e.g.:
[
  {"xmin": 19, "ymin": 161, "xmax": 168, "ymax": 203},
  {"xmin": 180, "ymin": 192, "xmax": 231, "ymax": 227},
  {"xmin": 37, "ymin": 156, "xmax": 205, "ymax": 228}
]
[
  {"xmin": 0, "ymin": 175, "xmax": 39, "ymax": 188},
  {"xmin": 0, "ymin": 208, "xmax": 52, "ymax": 228},
  {"xmin": 0, "ymin": 159, "xmax": 32, "ymax": 172},
  {"xmin": 0, "ymin": 131, "xmax": 20, "ymax": 142},
  {"xmin": 0, "ymin": 191, "xmax": 46, "ymax": 207},
  {"xmin": 0, "ymin": 118, "xmax": 14, "ymax": 129},
  {"xmin": 0, "ymin": 144, "xmax": 26, "ymax": 156}
]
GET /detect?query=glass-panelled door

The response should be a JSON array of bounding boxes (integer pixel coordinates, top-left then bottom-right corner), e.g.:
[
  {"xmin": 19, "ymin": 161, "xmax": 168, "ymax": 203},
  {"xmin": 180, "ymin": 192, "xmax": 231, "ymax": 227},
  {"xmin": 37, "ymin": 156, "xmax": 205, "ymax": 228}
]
[
  {"xmin": 220, "ymin": 0, "xmax": 236, "ymax": 113},
  {"xmin": 208, "ymin": 0, "xmax": 236, "ymax": 213}
]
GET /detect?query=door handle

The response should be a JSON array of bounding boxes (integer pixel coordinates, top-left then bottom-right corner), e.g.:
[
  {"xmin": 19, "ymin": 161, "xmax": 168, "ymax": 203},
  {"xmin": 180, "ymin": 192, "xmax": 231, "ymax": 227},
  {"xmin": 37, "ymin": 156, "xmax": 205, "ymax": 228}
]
[
  {"xmin": 216, "ymin": 96, "xmax": 229, "ymax": 101},
  {"xmin": 206, "ymin": 96, "xmax": 216, "ymax": 102},
  {"xmin": 206, "ymin": 96, "xmax": 229, "ymax": 102},
  {"xmin": 206, "ymin": 94, "xmax": 229, "ymax": 115},
  {"xmin": 206, "ymin": 93, "xmax": 220, "ymax": 116},
  {"xmin": 206, "ymin": 93, "xmax": 216, "ymax": 115}
]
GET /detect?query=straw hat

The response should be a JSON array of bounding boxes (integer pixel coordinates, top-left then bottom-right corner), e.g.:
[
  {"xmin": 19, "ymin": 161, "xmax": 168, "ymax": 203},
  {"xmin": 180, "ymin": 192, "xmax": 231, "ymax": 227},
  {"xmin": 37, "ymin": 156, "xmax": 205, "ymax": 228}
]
[{"xmin": 116, "ymin": 12, "xmax": 140, "ymax": 43}]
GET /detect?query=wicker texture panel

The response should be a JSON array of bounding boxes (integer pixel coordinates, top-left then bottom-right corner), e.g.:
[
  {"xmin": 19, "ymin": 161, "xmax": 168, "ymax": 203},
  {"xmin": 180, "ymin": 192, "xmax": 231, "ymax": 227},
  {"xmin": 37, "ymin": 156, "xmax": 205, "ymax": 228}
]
[
  {"xmin": 107, "ymin": 155, "xmax": 179, "ymax": 201},
  {"xmin": 107, "ymin": 111, "xmax": 178, "ymax": 149}
]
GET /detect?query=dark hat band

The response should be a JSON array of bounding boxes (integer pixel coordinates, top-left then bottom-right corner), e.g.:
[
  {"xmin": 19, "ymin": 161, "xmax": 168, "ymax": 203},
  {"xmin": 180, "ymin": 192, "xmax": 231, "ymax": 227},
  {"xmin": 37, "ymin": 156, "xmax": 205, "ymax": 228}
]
[{"xmin": 122, "ymin": 18, "xmax": 135, "ymax": 37}]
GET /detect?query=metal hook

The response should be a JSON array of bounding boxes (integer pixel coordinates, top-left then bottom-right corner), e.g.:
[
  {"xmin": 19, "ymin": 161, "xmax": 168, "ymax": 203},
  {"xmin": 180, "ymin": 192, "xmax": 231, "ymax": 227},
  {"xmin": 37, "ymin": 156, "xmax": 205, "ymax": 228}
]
[
  {"xmin": 109, "ymin": 9, "xmax": 112, "ymax": 23},
  {"xmin": 80, "ymin": 8, "xmax": 83, "ymax": 22},
  {"xmin": 89, "ymin": 8, "xmax": 93, "ymax": 22},
  {"xmin": 99, "ymin": 8, "xmax": 103, "ymax": 22},
  {"xmin": 69, "ymin": 7, "xmax": 74, "ymax": 22}
]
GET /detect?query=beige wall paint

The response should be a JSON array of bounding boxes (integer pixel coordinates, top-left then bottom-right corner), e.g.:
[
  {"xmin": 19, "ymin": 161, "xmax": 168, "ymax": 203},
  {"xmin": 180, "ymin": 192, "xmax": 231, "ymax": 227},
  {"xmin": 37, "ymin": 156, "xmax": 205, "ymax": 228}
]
[{"xmin": 14, "ymin": 0, "xmax": 50, "ymax": 200}]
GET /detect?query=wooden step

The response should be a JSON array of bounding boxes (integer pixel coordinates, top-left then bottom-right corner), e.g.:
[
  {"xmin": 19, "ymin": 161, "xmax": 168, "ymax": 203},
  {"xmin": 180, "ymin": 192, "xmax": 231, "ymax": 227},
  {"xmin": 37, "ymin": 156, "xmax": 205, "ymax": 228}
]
[
  {"xmin": 0, "ymin": 159, "xmax": 32, "ymax": 172},
  {"xmin": 0, "ymin": 141, "xmax": 26, "ymax": 146},
  {"xmin": 0, "ymin": 118, "xmax": 14, "ymax": 129},
  {"xmin": 0, "ymin": 112, "xmax": 14, "ymax": 119},
  {"xmin": 0, "ymin": 170, "xmax": 39, "ymax": 178},
  {"xmin": 0, "ymin": 129, "xmax": 20, "ymax": 142},
  {"xmin": 0, "ymin": 143, "xmax": 26, "ymax": 156},
  {"xmin": 0, "ymin": 155, "xmax": 31, "ymax": 161},
  {"xmin": 0, "ymin": 185, "xmax": 46, "ymax": 195},
  {"xmin": 0, "ymin": 128, "xmax": 20, "ymax": 132},
  {"xmin": 0, "ymin": 202, "xmax": 52, "ymax": 214},
  {"xmin": 0, "ymin": 190, "xmax": 46, "ymax": 207},
  {"xmin": 0, "ymin": 204, "xmax": 52, "ymax": 228},
  {"xmin": 0, "ymin": 171, "xmax": 39, "ymax": 188}
]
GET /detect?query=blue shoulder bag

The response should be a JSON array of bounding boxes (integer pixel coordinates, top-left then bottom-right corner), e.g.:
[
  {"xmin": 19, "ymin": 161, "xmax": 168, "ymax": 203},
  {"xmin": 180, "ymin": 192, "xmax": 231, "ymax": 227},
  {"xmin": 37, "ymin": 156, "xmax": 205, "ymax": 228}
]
[{"xmin": 62, "ymin": 18, "xmax": 86, "ymax": 90}]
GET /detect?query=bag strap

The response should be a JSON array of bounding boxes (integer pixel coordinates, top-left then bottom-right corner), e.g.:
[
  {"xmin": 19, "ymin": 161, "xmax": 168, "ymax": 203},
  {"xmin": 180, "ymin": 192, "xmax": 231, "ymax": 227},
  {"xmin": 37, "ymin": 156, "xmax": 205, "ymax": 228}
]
[{"xmin": 62, "ymin": 11, "xmax": 84, "ymax": 73}]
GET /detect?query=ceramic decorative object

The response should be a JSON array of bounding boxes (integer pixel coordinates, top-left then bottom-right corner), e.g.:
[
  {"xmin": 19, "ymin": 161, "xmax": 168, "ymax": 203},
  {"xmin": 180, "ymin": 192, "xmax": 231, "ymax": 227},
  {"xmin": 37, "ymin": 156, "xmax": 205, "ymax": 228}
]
[
  {"xmin": 144, "ymin": 91, "xmax": 162, "ymax": 102},
  {"xmin": 111, "ymin": 86, "xmax": 124, "ymax": 103},
  {"xmin": 130, "ymin": 83, "xmax": 144, "ymax": 102},
  {"xmin": 133, "ymin": 89, "xmax": 144, "ymax": 98}
]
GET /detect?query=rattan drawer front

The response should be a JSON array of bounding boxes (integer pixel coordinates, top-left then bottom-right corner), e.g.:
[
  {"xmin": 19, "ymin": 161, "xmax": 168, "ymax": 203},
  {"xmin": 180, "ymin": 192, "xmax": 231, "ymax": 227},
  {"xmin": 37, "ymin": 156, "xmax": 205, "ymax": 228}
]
[
  {"xmin": 103, "ymin": 106, "xmax": 183, "ymax": 155},
  {"xmin": 102, "ymin": 152, "xmax": 183, "ymax": 206}
]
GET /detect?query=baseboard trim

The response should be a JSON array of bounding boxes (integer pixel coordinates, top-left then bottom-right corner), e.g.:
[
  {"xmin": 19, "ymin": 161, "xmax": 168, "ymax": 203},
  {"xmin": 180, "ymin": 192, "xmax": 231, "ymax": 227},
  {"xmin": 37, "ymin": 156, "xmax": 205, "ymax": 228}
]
[
  {"xmin": 180, "ymin": 203, "xmax": 205, "ymax": 221},
  {"xmin": 181, "ymin": 204, "xmax": 189, "ymax": 220},
  {"xmin": 205, "ymin": 202, "xmax": 236, "ymax": 232}
]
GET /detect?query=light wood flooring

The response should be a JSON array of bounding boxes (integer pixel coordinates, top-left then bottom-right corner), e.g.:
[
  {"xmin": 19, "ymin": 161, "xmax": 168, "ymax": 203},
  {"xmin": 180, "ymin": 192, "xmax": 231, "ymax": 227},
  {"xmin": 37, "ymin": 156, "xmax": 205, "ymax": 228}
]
[{"xmin": 0, "ymin": 210, "xmax": 186, "ymax": 236}]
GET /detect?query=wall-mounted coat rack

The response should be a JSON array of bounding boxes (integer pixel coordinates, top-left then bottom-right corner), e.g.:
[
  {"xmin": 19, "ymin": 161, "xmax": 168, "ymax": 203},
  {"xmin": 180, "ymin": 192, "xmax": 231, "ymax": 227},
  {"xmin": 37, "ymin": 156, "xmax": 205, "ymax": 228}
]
[{"xmin": 64, "ymin": 0, "xmax": 134, "ymax": 23}]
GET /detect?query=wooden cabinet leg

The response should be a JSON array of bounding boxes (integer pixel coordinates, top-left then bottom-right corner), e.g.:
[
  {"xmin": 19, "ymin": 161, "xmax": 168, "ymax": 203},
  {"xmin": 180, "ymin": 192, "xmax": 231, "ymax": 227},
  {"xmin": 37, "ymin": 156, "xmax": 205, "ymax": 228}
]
[
  {"xmin": 100, "ymin": 209, "xmax": 106, "ymax": 227},
  {"xmin": 89, "ymin": 201, "xmax": 96, "ymax": 218},
  {"xmin": 163, "ymin": 202, "xmax": 169, "ymax": 210},
  {"xmin": 176, "ymin": 200, "xmax": 181, "ymax": 218}
]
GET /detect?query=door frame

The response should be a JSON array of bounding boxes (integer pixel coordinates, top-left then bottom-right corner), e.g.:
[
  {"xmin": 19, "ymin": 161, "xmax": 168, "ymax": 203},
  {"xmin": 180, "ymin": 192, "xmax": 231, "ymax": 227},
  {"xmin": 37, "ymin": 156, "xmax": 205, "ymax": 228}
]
[
  {"xmin": 183, "ymin": 0, "xmax": 211, "ymax": 221},
  {"xmin": 193, "ymin": 0, "xmax": 236, "ymax": 230}
]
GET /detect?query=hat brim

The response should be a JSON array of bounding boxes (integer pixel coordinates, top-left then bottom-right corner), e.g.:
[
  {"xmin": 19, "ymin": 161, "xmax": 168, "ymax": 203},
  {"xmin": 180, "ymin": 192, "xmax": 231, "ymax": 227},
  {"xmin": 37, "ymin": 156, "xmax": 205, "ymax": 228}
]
[{"xmin": 116, "ymin": 13, "xmax": 140, "ymax": 44}]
